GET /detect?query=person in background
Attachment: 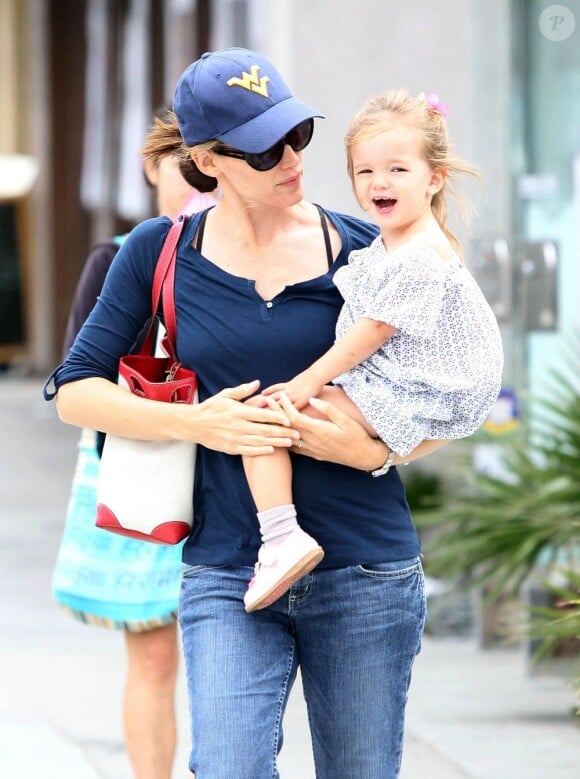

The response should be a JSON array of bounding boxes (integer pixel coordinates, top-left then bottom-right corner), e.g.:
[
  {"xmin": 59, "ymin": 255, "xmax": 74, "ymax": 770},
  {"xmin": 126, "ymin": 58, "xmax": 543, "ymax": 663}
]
[
  {"xmin": 63, "ymin": 108, "xmax": 217, "ymax": 353},
  {"xmin": 46, "ymin": 49, "xmax": 450, "ymax": 778},
  {"xmin": 53, "ymin": 107, "xmax": 217, "ymax": 779},
  {"xmin": 240, "ymin": 88, "xmax": 503, "ymax": 612}
]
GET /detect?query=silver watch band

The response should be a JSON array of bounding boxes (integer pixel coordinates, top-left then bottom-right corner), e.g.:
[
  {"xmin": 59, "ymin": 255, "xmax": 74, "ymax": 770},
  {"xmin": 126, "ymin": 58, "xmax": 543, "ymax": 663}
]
[{"xmin": 370, "ymin": 447, "xmax": 395, "ymax": 477}]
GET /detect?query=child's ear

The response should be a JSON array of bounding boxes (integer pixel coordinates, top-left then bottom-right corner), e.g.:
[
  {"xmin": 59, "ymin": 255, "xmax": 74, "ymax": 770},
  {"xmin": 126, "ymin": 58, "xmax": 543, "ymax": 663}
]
[{"xmin": 428, "ymin": 167, "xmax": 446, "ymax": 195}]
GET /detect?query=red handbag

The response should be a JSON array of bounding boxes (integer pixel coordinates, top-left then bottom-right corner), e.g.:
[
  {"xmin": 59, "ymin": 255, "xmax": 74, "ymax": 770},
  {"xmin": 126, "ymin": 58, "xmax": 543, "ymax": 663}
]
[{"xmin": 96, "ymin": 216, "xmax": 198, "ymax": 544}]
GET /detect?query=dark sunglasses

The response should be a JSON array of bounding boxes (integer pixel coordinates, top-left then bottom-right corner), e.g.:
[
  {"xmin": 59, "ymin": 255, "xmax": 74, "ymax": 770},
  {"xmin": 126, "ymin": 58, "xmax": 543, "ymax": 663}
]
[{"xmin": 214, "ymin": 118, "xmax": 314, "ymax": 172}]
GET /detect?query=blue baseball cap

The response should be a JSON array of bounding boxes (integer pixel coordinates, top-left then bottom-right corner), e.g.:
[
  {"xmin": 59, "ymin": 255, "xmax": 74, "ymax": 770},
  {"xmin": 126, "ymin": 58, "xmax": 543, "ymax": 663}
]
[{"xmin": 173, "ymin": 47, "xmax": 324, "ymax": 153}]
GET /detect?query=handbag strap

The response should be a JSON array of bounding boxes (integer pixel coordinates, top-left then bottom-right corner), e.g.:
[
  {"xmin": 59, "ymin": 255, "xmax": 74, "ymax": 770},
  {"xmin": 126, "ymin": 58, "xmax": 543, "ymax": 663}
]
[{"xmin": 142, "ymin": 215, "xmax": 188, "ymax": 358}]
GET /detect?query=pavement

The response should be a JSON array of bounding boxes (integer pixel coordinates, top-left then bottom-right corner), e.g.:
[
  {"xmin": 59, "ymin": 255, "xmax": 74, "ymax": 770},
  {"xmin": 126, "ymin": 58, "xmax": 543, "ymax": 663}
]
[{"xmin": 0, "ymin": 371, "xmax": 578, "ymax": 778}]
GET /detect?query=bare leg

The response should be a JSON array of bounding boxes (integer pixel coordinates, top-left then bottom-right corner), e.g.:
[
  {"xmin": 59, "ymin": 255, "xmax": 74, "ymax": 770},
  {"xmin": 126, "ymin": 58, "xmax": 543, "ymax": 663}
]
[
  {"xmin": 240, "ymin": 385, "xmax": 374, "ymax": 612},
  {"xmin": 310, "ymin": 385, "xmax": 378, "ymax": 436},
  {"xmin": 242, "ymin": 447, "xmax": 293, "ymax": 511},
  {"xmin": 123, "ymin": 622, "xmax": 179, "ymax": 779},
  {"xmin": 242, "ymin": 385, "xmax": 376, "ymax": 517},
  {"xmin": 242, "ymin": 408, "xmax": 323, "ymax": 612}
]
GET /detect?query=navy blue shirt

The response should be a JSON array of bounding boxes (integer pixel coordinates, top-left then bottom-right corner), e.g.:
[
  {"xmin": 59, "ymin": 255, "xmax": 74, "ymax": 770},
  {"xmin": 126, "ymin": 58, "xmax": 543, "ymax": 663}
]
[{"xmin": 48, "ymin": 207, "xmax": 419, "ymax": 568}]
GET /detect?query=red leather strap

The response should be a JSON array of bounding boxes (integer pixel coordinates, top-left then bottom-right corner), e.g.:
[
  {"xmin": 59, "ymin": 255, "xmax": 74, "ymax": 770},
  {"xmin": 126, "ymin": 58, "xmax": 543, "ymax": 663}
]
[{"xmin": 141, "ymin": 215, "xmax": 188, "ymax": 358}]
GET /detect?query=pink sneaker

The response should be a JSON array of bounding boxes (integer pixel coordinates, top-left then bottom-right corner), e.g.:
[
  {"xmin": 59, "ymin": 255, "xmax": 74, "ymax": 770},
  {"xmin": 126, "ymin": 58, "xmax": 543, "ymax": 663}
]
[{"xmin": 244, "ymin": 527, "xmax": 324, "ymax": 613}]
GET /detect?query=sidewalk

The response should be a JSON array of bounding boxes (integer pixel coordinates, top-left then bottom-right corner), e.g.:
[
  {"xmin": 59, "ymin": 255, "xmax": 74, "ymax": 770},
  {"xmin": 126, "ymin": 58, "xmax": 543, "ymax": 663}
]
[{"xmin": 1, "ymin": 374, "xmax": 578, "ymax": 778}]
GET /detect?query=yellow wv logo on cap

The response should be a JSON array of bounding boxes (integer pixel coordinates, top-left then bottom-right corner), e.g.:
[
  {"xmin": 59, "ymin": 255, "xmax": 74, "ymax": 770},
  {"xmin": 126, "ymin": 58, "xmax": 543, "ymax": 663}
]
[{"xmin": 227, "ymin": 65, "xmax": 270, "ymax": 97}]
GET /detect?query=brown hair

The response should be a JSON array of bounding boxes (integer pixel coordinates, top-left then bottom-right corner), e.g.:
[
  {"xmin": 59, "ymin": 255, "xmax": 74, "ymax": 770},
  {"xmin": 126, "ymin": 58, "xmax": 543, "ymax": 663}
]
[
  {"xmin": 141, "ymin": 107, "xmax": 217, "ymax": 193},
  {"xmin": 344, "ymin": 89, "xmax": 480, "ymax": 250}
]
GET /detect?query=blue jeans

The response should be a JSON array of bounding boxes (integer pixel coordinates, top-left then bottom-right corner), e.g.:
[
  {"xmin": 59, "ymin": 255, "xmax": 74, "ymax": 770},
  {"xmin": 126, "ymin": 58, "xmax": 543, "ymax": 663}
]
[{"xmin": 179, "ymin": 557, "xmax": 426, "ymax": 779}]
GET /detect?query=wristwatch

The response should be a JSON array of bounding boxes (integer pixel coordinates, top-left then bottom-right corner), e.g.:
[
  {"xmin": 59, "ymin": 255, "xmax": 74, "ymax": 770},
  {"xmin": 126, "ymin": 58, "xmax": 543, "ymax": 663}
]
[{"xmin": 369, "ymin": 447, "xmax": 396, "ymax": 477}]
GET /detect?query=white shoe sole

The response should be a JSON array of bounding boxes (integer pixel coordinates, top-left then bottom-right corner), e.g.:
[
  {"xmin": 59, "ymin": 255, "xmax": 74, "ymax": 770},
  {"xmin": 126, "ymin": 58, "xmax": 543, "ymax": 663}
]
[{"xmin": 244, "ymin": 547, "xmax": 325, "ymax": 613}]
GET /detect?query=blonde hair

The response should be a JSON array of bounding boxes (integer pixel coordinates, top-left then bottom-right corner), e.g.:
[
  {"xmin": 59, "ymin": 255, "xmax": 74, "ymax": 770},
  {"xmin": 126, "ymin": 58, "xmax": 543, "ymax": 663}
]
[
  {"xmin": 344, "ymin": 88, "xmax": 480, "ymax": 250},
  {"xmin": 141, "ymin": 108, "xmax": 217, "ymax": 193}
]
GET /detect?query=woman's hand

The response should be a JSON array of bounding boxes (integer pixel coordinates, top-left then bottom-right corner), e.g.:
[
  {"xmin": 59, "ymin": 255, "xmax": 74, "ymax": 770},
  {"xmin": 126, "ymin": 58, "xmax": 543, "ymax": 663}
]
[
  {"xmin": 276, "ymin": 392, "xmax": 450, "ymax": 470},
  {"xmin": 57, "ymin": 377, "xmax": 299, "ymax": 457},
  {"xmin": 182, "ymin": 380, "xmax": 301, "ymax": 456},
  {"xmin": 275, "ymin": 392, "xmax": 386, "ymax": 470}
]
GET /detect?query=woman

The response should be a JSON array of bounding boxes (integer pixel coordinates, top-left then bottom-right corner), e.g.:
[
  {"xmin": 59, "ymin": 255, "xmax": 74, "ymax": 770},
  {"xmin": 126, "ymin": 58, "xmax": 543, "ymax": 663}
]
[
  {"xmin": 53, "ymin": 107, "xmax": 216, "ymax": 779},
  {"xmin": 46, "ymin": 48, "xmax": 447, "ymax": 779}
]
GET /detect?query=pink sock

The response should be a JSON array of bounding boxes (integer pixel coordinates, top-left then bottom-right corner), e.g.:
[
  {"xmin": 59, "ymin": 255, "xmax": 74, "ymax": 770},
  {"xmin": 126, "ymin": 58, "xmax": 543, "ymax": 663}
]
[{"xmin": 257, "ymin": 504, "xmax": 299, "ymax": 545}]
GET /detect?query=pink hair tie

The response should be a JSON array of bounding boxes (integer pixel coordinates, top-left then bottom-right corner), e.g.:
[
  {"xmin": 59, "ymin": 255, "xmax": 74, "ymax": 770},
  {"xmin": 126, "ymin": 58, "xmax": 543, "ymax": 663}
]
[{"xmin": 418, "ymin": 92, "xmax": 448, "ymax": 117}]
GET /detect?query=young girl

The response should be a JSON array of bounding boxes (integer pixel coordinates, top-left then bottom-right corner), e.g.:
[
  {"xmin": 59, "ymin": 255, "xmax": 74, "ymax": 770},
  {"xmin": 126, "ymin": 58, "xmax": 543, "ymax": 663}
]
[{"xmin": 242, "ymin": 88, "xmax": 504, "ymax": 612}]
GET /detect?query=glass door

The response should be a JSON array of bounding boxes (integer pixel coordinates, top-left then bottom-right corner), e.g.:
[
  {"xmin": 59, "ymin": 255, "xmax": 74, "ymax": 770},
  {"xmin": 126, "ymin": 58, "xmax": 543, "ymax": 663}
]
[{"xmin": 512, "ymin": 0, "xmax": 580, "ymax": 401}]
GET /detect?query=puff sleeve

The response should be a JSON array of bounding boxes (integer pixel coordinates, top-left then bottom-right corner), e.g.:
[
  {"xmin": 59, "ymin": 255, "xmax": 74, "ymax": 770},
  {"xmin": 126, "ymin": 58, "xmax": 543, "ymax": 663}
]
[{"xmin": 364, "ymin": 244, "xmax": 446, "ymax": 337}]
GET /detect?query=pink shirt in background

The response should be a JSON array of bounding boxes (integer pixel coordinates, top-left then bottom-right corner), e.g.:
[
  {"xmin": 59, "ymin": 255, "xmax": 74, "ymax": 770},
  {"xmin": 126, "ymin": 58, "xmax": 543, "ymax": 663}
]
[{"xmin": 180, "ymin": 189, "xmax": 218, "ymax": 216}]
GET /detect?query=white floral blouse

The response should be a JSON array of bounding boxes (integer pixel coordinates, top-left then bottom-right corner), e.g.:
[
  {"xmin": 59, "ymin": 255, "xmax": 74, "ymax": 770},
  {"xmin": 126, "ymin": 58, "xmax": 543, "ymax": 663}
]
[{"xmin": 332, "ymin": 236, "xmax": 504, "ymax": 457}]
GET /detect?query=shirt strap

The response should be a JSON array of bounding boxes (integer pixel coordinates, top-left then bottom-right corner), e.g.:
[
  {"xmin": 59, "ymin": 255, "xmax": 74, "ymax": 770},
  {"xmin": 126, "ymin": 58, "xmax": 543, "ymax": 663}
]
[
  {"xmin": 194, "ymin": 208, "xmax": 211, "ymax": 252},
  {"xmin": 314, "ymin": 204, "xmax": 334, "ymax": 269}
]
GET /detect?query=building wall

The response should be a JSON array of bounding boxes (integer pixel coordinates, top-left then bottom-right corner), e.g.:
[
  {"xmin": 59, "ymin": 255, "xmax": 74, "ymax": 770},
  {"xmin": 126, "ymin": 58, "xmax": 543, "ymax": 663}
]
[
  {"xmin": 260, "ymin": 0, "xmax": 518, "ymax": 392},
  {"xmin": 0, "ymin": 0, "xmax": 48, "ymax": 367},
  {"xmin": 17, "ymin": 0, "xmax": 212, "ymax": 371},
  {"xmin": 0, "ymin": 0, "xmax": 19, "ymax": 152},
  {"xmin": 11, "ymin": 0, "xmax": 519, "ymax": 374},
  {"xmin": 259, "ymin": 0, "xmax": 513, "ymax": 266}
]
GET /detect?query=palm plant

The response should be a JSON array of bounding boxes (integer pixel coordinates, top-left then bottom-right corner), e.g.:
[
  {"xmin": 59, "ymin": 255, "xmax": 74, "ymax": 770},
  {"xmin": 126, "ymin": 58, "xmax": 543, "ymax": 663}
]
[
  {"xmin": 414, "ymin": 332, "xmax": 580, "ymax": 676},
  {"xmin": 527, "ymin": 570, "xmax": 580, "ymax": 656},
  {"xmin": 526, "ymin": 570, "xmax": 580, "ymax": 715}
]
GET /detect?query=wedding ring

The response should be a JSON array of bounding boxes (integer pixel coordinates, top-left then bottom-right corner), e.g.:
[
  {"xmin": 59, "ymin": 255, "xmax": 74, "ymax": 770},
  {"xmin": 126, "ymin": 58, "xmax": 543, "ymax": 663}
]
[{"xmin": 297, "ymin": 439, "xmax": 303, "ymax": 449}]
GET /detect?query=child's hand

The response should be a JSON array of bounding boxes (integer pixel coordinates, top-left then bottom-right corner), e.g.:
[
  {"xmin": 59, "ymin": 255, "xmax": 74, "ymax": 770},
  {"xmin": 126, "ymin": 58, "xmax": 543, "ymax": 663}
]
[
  {"xmin": 244, "ymin": 392, "xmax": 289, "ymax": 415},
  {"xmin": 263, "ymin": 372, "xmax": 323, "ymax": 410}
]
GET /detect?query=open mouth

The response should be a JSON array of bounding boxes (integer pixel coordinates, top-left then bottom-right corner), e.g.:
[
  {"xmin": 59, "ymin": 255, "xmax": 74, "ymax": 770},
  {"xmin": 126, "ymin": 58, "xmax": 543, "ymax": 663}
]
[{"xmin": 373, "ymin": 197, "xmax": 397, "ymax": 211}]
